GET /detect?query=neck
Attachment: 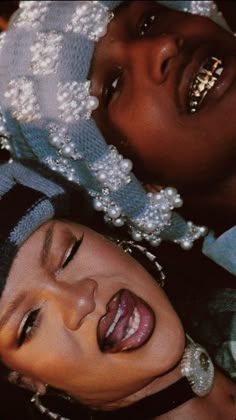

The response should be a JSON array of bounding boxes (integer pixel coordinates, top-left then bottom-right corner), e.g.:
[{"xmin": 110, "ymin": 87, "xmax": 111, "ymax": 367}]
[
  {"xmin": 99, "ymin": 366, "xmax": 236, "ymax": 420},
  {"xmin": 182, "ymin": 172, "xmax": 236, "ymax": 235},
  {"xmin": 157, "ymin": 369, "xmax": 236, "ymax": 420}
]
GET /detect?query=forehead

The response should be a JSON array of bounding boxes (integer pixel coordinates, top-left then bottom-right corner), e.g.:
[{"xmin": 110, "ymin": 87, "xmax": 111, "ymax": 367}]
[{"xmin": 1, "ymin": 221, "xmax": 50, "ymax": 298}]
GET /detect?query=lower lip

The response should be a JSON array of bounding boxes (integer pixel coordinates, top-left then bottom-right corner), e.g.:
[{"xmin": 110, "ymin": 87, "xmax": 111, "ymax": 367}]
[
  {"xmin": 98, "ymin": 289, "xmax": 155, "ymax": 353},
  {"xmin": 196, "ymin": 55, "xmax": 236, "ymax": 111}
]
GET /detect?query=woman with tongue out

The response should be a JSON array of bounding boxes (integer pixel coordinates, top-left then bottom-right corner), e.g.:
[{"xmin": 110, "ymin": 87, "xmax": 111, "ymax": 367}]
[{"xmin": 0, "ymin": 161, "xmax": 235, "ymax": 420}]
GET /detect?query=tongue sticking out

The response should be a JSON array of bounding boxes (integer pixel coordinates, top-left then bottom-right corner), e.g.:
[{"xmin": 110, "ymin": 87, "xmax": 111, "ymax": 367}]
[{"xmin": 98, "ymin": 289, "xmax": 155, "ymax": 353}]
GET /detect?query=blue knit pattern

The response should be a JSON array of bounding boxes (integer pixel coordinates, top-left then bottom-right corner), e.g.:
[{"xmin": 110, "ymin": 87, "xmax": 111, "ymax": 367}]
[{"xmin": 0, "ymin": 1, "xmax": 229, "ymax": 244}]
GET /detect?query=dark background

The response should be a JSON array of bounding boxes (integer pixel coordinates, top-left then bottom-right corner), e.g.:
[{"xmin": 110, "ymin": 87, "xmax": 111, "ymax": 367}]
[{"xmin": 0, "ymin": 2, "xmax": 235, "ymax": 419}]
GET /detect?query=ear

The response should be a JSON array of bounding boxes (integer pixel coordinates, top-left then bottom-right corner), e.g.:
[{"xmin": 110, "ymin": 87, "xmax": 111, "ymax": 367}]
[
  {"xmin": 143, "ymin": 183, "xmax": 163, "ymax": 193},
  {"xmin": 8, "ymin": 371, "xmax": 47, "ymax": 395}
]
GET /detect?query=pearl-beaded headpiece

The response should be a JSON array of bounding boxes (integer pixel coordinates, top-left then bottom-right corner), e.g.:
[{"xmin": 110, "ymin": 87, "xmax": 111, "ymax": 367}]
[{"xmin": 0, "ymin": 1, "xmax": 229, "ymax": 249}]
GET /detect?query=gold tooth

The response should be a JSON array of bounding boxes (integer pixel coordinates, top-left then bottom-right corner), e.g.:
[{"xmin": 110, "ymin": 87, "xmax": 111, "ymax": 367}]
[
  {"xmin": 211, "ymin": 57, "xmax": 222, "ymax": 71},
  {"xmin": 189, "ymin": 57, "xmax": 223, "ymax": 112},
  {"xmin": 197, "ymin": 73, "xmax": 210, "ymax": 84}
]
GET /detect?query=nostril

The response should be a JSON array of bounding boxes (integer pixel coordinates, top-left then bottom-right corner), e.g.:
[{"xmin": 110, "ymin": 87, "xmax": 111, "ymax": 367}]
[{"xmin": 161, "ymin": 57, "xmax": 170, "ymax": 75}]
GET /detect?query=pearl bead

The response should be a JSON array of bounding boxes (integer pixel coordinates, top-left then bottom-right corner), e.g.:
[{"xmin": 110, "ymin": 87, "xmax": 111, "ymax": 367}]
[
  {"xmin": 152, "ymin": 194, "xmax": 163, "ymax": 204},
  {"xmin": 87, "ymin": 96, "xmax": 99, "ymax": 110},
  {"xmin": 107, "ymin": 206, "xmax": 121, "ymax": 219},
  {"xmin": 143, "ymin": 221, "xmax": 155, "ymax": 233},
  {"xmin": 120, "ymin": 159, "xmax": 133, "ymax": 174},
  {"xmin": 61, "ymin": 145, "xmax": 73, "ymax": 157},
  {"xmin": 132, "ymin": 231, "xmax": 142, "ymax": 242},
  {"xmin": 181, "ymin": 240, "xmax": 193, "ymax": 250},
  {"xmin": 200, "ymin": 226, "xmax": 208, "ymax": 236},
  {"xmin": 97, "ymin": 172, "xmax": 107, "ymax": 182},
  {"xmin": 93, "ymin": 199, "xmax": 103, "ymax": 211},
  {"xmin": 161, "ymin": 203, "xmax": 170, "ymax": 213},
  {"xmin": 150, "ymin": 238, "xmax": 162, "ymax": 247},
  {"xmin": 96, "ymin": 24, "xmax": 107, "ymax": 37},
  {"xmin": 49, "ymin": 136, "xmax": 61, "ymax": 147},
  {"xmin": 165, "ymin": 187, "xmax": 177, "ymax": 197},
  {"xmin": 113, "ymin": 217, "xmax": 125, "ymax": 227},
  {"xmin": 173, "ymin": 196, "xmax": 183, "ymax": 208}
]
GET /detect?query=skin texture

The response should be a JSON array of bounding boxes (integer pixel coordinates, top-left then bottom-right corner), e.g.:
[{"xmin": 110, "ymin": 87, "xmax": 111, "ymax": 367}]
[
  {"xmin": 0, "ymin": 220, "xmax": 185, "ymax": 409},
  {"xmin": 91, "ymin": 1, "xmax": 236, "ymax": 193}
]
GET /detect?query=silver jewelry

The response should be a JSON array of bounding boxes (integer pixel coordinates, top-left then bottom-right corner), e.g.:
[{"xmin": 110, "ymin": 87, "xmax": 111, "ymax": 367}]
[
  {"xmin": 117, "ymin": 239, "xmax": 165, "ymax": 287},
  {"xmin": 181, "ymin": 335, "xmax": 214, "ymax": 397},
  {"xmin": 31, "ymin": 385, "xmax": 72, "ymax": 420}
]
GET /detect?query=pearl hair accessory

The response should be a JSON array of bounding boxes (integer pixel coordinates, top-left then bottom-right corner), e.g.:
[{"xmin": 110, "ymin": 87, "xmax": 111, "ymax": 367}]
[{"xmin": 0, "ymin": 1, "xmax": 229, "ymax": 249}]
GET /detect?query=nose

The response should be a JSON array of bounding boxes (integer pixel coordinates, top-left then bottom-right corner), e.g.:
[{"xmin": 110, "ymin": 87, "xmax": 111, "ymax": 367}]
[
  {"xmin": 127, "ymin": 33, "xmax": 184, "ymax": 84},
  {"xmin": 50, "ymin": 278, "xmax": 97, "ymax": 331}
]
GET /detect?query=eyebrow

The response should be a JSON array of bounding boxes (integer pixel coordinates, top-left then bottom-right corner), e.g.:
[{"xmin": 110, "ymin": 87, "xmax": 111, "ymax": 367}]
[
  {"xmin": 0, "ymin": 223, "xmax": 55, "ymax": 331},
  {"xmin": 0, "ymin": 291, "xmax": 27, "ymax": 330},
  {"xmin": 40, "ymin": 222, "xmax": 55, "ymax": 267}
]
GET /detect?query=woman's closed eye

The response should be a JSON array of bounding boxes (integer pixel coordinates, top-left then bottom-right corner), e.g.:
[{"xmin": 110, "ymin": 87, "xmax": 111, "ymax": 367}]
[
  {"xmin": 103, "ymin": 68, "xmax": 123, "ymax": 107},
  {"xmin": 17, "ymin": 308, "xmax": 41, "ymax": 347},
  {"xmin": 61, "ymin": 234, "xmax": 84, "ymax": 270},
  {"xmin": 17, "ymin": 235, "xmax": 84, "ymax": 347}
]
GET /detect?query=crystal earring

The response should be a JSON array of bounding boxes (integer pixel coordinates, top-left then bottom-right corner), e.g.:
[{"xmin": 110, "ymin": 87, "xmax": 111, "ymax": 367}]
[
  {"xmin": 181, "ymin": 334, "xmax": 214, "ymax": 397},
  {"xmin": 116, "ymin": 239, "xmax": 165, "ymax": 287}
]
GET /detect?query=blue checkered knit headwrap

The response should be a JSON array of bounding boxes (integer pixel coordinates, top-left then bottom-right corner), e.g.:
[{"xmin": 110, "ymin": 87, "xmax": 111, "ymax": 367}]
[
  {"xmin": 0, "ymin": 161, "xmax": 70, "ymax": 295},
  {"xmin": 0, "ymin": 1, "xmax": 230, "ymax": 250}
]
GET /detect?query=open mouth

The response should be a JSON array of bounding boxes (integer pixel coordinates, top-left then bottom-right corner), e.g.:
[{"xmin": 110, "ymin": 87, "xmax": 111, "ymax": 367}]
[
  {"xmin": 97, "ymin": 289, "xmax": 155, "ymax": 353},
  {"xmin": 188, "ymin": 56, "xmax": 224, "ymax": 113}
]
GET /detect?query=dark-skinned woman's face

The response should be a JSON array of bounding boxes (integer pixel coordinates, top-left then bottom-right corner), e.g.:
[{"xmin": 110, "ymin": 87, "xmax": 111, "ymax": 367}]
[{"xmin": 91, "ymin": 1, "xmax": 236, "ymax": 189}]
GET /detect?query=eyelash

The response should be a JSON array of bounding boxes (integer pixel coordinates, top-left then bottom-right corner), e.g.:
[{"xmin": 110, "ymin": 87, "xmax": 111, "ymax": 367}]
[
  {"xmin": 61, "ymin": 234, "xmax": 84, "ymax": 269},
  {"xmin": 138, "ymin": 12, "xmax": 157, "ymax": 37},
  {"xmin": 17, "ymin": 235, "xmax": 84, "ymax": 347},
  {"xmin": 103, "ymin": 68, "xmax": 123, "ymax": 107},
  {"xmin": 17, "ymin": 308, "xmax": 41, "ymax": 347}
]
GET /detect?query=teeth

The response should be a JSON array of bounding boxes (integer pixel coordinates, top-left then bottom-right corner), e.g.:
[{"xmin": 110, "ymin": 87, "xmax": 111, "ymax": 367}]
[
  {"xmin": 215, "ymin": 67, "xmax": 223, "ymax": 76},
  {"xmin": 188, "ymin": 57, "xmax": 223, "ymax": 113},
  {"xmin": 122, "ymin": 307, "xmax": 140, "ymax": 341},
  {"xmin": 105, "ymin": 305, "xmax": 122, "ymax": 339},
  {"xmin": 105, "ymin": 305, "xmax": 141, "ymax": 343}
]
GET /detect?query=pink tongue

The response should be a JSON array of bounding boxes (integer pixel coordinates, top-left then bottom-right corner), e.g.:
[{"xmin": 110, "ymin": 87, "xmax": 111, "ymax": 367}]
[{"xmin": 103, "ymin": 290, "xmax": 135, "ymax": 351}]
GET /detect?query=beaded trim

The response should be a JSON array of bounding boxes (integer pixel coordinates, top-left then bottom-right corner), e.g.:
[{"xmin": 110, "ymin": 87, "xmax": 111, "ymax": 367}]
[
  {"xmin": 184, "ymin": 1, "xmax": 215, "ymax": 16},
  {"xmin": 174, "ymin": 222, "xmax": 207, "ymax": 250},
  {"xmin": 57, "ymin": 81, "xmax": 99, "ymax": 123},
  {"xmin": 31, "ymin": 32, "xmax": 63, "ymax": 75},
  {"xmin": 4, "ymin": 77, "xmax": 41, "ymax": 122},
  {"xmin": 0, "ymin": 109, "xmax": 12, "ymax": 152},
  {"xmin": 130, "ymin": 188, "xmax": 183, "ymax": 246},
  {"xmin": 89, "ymin": 146, "xmax": 133, "ymax": 192},
  {"xmin": 45, "ymin": 156, "xmax": 81, "ymax": 184},
  {"xmin": 14, "ymin": 1, "xmax": 51, "ymax": 29},
  {"xmin": 0, "ymin": 32, "xmax": 6, "ymax": 51},
  {"xmin": 93, "ymin": 193, "xmax": 124, "ymax": 226},
  {"xmin": 65, "ymin": 1, "xmax": 113, "ymax": 41},
  {"xmin": 48, "ymin": 123, "xmax": 82, "ymax": 160}
]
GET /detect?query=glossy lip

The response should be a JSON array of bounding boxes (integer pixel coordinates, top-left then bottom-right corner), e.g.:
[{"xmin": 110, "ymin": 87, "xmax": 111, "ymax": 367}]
[
  {"xmin": 97, "ymin": 289, "xmax": 155, "ymax": 353},
  {"xmin": 177, "ymin": 45, "xmax": 226, "ymax": 113}
]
